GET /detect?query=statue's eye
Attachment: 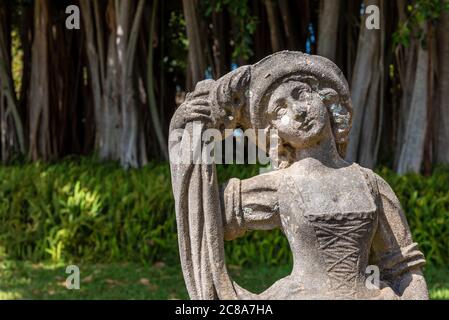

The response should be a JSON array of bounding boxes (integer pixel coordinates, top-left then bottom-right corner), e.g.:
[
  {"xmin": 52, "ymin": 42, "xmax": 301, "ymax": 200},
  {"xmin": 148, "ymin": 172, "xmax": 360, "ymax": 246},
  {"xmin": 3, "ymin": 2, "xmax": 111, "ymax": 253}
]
[
  {"xmin": 291, "ymin": 87, "xmax": 311, "ymax": 100},
  {"xmin": 274, "ymin": 102, "xmax": 287, "ymax": 117},
  {"xmin": 319, "ymin": 88, "xmax": 339, "ymax": 104},
  {"xmin": 273, "ymin": 99, "xmax": 287, "ymax": 116},
  {"xmin": 276, "ymin": 107, "xmax": 287, "ymax": 116}
]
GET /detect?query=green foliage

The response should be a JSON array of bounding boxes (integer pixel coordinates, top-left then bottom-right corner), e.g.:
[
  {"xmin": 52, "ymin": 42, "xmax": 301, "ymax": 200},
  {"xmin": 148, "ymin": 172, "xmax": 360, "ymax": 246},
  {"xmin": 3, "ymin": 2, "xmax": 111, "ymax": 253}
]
[
  {"xmin": 202, "ymin": 0, "xmax": 258, "ymax": 61},
  {"xmin": 166, "ymin": 11, "xmax": 189, "ymax": 74},
  {"xmin": 0, "ymin": 159, "xmax": 177, "ymax": 264},
  {"xmin": 378, "ymin": 167, "xmax": 449, "ymax": 267},
  {"xmin": 0, "ymin": 160, "xmax": 448, "ymax": 269},
  {"xmin": 393, "ymin": 0, "xmax": 449, "ymax": 48}
]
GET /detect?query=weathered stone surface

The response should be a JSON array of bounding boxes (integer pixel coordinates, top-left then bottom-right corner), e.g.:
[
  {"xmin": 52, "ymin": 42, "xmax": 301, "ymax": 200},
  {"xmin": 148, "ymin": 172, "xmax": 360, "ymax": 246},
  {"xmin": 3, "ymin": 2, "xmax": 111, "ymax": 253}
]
[{"xmin": 169, "ymin": 51, "xmax": 429, "ymax": 300}]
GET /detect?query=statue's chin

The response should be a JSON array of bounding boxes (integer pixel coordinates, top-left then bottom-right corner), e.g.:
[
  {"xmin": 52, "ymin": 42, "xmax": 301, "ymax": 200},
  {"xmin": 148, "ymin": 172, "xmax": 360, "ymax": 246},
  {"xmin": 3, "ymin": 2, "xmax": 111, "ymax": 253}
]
[{"xmin": 279, "ymin": 131, "xmax": 326, "ymax": 150}]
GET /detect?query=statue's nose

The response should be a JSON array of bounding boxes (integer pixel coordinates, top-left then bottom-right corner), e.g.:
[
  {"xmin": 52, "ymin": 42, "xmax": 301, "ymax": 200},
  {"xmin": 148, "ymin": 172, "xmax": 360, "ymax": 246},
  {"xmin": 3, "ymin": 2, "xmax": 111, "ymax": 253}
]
[{"xmin": 292, "ymin": 103, "xmax": 307, "ymax": 122}]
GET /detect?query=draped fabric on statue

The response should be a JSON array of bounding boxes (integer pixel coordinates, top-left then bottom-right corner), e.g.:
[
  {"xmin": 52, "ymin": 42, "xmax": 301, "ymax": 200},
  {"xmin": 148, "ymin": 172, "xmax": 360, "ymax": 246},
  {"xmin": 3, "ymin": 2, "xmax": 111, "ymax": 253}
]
[{"xmin": 168, "ymin": 71, "xmax": 255, "ymax": 300}]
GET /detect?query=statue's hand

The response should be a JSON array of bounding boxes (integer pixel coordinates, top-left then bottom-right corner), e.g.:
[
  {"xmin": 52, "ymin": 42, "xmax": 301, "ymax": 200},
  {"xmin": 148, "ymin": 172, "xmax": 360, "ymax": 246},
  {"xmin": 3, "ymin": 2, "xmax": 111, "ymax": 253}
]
[{"xmin": 180, "ymin": 85, "xmax": 215, "ymax": 125}]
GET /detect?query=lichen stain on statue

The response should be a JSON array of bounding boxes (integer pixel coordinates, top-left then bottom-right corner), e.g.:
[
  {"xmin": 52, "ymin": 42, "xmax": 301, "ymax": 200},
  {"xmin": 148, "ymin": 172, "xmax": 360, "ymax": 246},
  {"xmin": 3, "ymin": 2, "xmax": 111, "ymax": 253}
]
[{"xmin": 168, "ymin": 51, "xmax": 429, "ymax": 300}]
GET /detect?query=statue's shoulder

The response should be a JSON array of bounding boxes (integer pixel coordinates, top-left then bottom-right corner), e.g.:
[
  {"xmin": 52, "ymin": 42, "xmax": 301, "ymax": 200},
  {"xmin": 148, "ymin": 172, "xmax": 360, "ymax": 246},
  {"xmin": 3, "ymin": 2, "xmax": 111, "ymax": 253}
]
[
  {"xmin": 353, "ymin": 163, "xmax": 398, "ymax": 202},
  {"xmin": 354, "ymin": 164, "xmax": 386, "ymax": 188},
  {"xmin": 246, "ymin": 168, "xmax": 284, "ymax": 185}
]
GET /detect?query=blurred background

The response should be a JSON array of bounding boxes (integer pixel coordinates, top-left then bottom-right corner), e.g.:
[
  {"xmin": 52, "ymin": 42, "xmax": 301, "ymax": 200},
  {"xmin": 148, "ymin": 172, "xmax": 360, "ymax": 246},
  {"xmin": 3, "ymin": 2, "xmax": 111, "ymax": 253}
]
[{"xmin": 0, "ymin": 0, "xmax": 448, "ymax": 299}]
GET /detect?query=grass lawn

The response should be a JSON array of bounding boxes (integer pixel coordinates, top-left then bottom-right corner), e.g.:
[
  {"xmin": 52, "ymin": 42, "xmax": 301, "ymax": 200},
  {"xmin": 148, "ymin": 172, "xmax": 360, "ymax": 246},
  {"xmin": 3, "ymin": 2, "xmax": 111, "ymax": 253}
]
[{"xmin": 0, "ymin": 257, "xmax": 448, "ymax": 300}]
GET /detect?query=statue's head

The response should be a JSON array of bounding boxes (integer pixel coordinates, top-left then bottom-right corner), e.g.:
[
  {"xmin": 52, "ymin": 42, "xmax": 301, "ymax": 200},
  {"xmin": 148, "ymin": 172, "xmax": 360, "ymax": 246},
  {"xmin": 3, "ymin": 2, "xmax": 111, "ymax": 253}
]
[
  {"xmin": 211, "ymin": 51, "xmax": 353, "ymax": 163},
  {"xmin": 248, "ymin": 51, "xmax": 353, "ymax": 160},
  {"xmin": 266, "ymin": 75, "xmax": 351, "ymax": 156}
]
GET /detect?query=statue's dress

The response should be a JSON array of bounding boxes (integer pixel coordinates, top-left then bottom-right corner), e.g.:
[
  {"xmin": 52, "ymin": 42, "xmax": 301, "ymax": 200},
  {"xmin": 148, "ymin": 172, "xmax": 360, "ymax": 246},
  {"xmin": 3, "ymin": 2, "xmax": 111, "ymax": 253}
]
[{"xmin": 221, "ymin": 163, "xmax": 425, "ymax": 299}]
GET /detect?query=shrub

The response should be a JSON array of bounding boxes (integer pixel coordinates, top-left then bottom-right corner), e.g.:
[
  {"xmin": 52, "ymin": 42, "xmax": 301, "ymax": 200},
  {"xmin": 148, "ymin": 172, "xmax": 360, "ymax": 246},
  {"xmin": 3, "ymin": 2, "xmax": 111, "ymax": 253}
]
[
  {"xmin": 0, "ymin": 159, "xmax": 447, "ymax": 268},
  {"xmin": 378, "ymin": 167, "xmax": 449, "ymax": 267},
  {"xmin": 0, "ymin": 159, "xmax": 177, "ymax": 264}
]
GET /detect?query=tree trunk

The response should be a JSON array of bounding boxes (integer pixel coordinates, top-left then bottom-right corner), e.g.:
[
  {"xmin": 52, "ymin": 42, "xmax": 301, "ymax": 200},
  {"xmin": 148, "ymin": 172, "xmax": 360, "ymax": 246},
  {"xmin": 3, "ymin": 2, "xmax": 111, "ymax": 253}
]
[
  {"xmin": 183, "ymin": 0, "xmax": 207, "ymax": 88},
  {"xmin": 118, "ymin": 0, "xmax": 146, "ymax": 168},
  {"xmin": 294, "ymin": 0, "xmax": 311, "ymax": 53},
  {"xmin": 264, "ymin": 0, "xmax": 284, "ymax": 52},
  {"xmin": 394, "ymin": 0, "xmax": 417, "ymax": 169},
  {"xmin": 47, "ymin": 2, "xmax": 84, "ymax": 157},
  {"xmin": 278, "ymin": 0, "xmax": 300, "ymax": 50},
  {"xmin": 18, "ymin": 1, "xmax": 33, "ymax": 147},
  {"xmin": 435, "ymin": 10, "xmax": 449, "ymax": 164},
  {"xmin": 252, "ymin": 0, "xmax": 272, "ymax": 61},
  {"xmin": 81, "ymin": 0, "xmax": 148, "ymax": 168},
  {"xmin": 394, "ymin": 40, "xmax": 417, "ymax": 168},
  {"xmin": 397, "ymin": 27, "xmax": 429, "ymax": 174},
  {"xmin": 346, "ymin": 0, "xmax": 383, "ymax": 168},
  {"xmin": 147, "ymin": 0, "xmax": 168, "ymax": 160},
  {"xmin": 317, "ymin": 0, "xmax": 341, "ymax": 61},
  {"xmin": 0, "ymin": 0, "xmax": 25, "ymax": 161},
  {"xmin": 28, "ymin": 0, "xmax": 51, "ymax": 161},
  {"xmin": 211, "ymin": 2, "xmax": 229, "ymax": 77},
  {"xmin": 81, "ymin": 0, "xmax": 113, "ymax": 159}
]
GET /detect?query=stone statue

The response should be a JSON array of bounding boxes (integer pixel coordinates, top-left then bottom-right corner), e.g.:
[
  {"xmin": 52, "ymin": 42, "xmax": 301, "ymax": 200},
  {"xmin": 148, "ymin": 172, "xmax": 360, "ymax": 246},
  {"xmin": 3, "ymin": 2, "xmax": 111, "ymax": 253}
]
[{"xmin": 169, "ymin": 51, "xmax": 429, "ymax": 300}]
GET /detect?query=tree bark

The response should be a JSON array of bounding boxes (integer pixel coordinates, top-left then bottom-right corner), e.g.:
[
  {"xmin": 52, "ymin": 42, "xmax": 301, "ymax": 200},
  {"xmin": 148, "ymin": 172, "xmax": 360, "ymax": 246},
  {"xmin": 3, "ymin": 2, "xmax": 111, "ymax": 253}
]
[
  {"xmin": 346, "ymin": 0, "xmax": 382, "ymax": 168},
  {"xmin": 211, "ymin": 2, "xmax": 229, "ymax": 77},
  {"xmin": 394, "ymin": 0, "xmax": 417, "ymax": 169},
  {"xmin": 147, "ymin": 0, "xmax": 168, "ymax": 160},
  {"xmin": 183, "ymin": 0, "xmax": 207, "ymax": 88},
  {"xmin": 0, "ymin": 0, "xmax": 25, "ymax": 160},
  {"xmin": 397, "ymin": 28, "xmax": 429, "ymax": 174},
  {"xmin": 28, "ymin": 0, "xmax": 51, "ymax": 161},
  {"xmin": 264, "ymin": 0, "xmax": 284, "ymax": 52},
  {"xmin": 317, "ymin": 0, "xmax": 341, "ymax": 61},
  {"xmin": 435, "ymin": 10, "xmax": 449, "ymax": 164},
  {"xmin": 48, "ymin": 3, "xmax": 84, "ymax": 157},
  {"xmin": 81, "ymin": 0, "xmax": 148, "ymax": 168},
  {"xmin": 295, "ymin": 0, "xmax": 311, "ymax": 53},
  {"xmin": 119, "ymin": 0, "xmax": 146, "ymax": 168},
  {"xmin": 394, "ymin": 40, "xmax": 417, "ymax": 168},
  {"xmin": 81, "ymin": 0, "xmax": 116, "ymax": 160},
  {"xmin": 278, "ymin": 0, "xmax": 300, "ymax": 50}
]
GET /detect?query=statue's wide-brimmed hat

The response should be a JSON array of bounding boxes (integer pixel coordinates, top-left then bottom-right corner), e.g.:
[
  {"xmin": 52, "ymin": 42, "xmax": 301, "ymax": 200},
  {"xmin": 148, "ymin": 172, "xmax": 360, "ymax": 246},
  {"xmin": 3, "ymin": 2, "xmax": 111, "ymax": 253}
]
[{"xmin": 248, "ymin": 51, "xmax": 352, "ymax": 129}]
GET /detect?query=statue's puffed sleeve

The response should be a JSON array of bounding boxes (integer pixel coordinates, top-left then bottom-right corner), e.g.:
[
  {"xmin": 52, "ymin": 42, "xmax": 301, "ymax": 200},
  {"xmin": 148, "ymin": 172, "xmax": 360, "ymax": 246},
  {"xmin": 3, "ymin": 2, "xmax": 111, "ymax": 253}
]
[
  {"xmin": 369, "ymin": 173, "xmax": 428, "ymax": 299},
  {"xmin": 220, "ymin": 171, "xmax": 280, "ymax": 241}
]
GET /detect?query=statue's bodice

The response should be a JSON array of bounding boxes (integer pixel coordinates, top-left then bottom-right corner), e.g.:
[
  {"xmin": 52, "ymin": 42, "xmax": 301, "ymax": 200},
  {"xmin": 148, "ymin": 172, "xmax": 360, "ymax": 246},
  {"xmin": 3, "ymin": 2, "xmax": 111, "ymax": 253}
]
[
  {"xmin": 263, "ymin": 163, "xmax": 380, "ymax": 299},
  {"xmin": 221, "ymin": 161, "xmax": 426, "ymax": 300}
]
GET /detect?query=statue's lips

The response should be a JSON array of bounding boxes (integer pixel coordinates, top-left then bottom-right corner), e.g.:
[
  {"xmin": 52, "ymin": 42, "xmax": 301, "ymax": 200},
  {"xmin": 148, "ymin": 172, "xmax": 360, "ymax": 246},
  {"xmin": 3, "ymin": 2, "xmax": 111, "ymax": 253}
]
[{"xmin": 295, "ymin": 118, "xmax": 315, "ymax": 131}]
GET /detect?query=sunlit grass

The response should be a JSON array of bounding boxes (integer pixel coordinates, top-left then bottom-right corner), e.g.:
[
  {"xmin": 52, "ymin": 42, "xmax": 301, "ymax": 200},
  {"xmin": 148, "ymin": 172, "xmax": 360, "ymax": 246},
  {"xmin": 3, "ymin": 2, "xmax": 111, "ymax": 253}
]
[
  {"xmin": 0, "ymin": 257, "xmax": 447, "ymax": 300},
  {"xmin": 430, "ymin": 289, "xmax": 449, "ymax": 300},
  {"xmin": 0, "ymin": 259, "xmax": 186, "ymax": 300}
]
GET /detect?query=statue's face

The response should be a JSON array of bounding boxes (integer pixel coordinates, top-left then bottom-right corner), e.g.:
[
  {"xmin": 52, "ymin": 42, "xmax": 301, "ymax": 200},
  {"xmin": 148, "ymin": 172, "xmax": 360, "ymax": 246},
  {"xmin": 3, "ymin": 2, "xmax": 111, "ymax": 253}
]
[{"xmin": 268, "ymin": 81, "xmax": 332, "ymax": 149}]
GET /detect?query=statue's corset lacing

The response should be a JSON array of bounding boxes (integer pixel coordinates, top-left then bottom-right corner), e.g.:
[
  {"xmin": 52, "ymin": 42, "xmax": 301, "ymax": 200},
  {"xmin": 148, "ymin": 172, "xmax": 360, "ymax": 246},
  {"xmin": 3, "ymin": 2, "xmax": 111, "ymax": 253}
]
[{"xmin": 304, "ymin": 211, "xmax": 375, "ymax": 297}]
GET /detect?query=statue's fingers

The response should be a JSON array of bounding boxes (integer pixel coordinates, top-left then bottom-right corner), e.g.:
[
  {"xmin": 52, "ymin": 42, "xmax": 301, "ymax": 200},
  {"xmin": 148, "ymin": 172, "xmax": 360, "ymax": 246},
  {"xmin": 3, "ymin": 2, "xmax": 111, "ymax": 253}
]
[
  {"xmin": 183, "ymin": 113, "xmax": 213, "ymax": 124},
  {"xmin": 189, "ymin": 98, "xmax": 210, "ymax": 104},
  {"xmin": 188, "ymin": 89, "xmax": 210, "ymax": 100},
  {"xmin": 188, "ymin": 108, "xmax": 211, "ymax": 118},
  {"xmin": 189, "ymin": 99, "xmax": 211, "ymax": 109},
  {"xmin": 176, "ymin": 101, "xmax": 211, "ymax": 117}
]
